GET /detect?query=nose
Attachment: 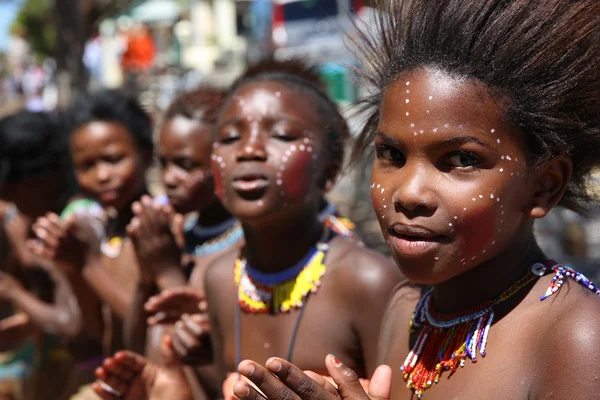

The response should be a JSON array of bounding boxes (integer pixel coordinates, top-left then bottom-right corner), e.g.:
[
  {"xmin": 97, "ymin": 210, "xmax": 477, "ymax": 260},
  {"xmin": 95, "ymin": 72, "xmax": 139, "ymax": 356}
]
[
  {"xmin": 162, "ymin": 164, "xmax": 179, "ymax": 190},
  {"xmin": 96, "ymin": 162, "xmax": 111, "ymax": 184},
  {"xmin": 391, "ymin": 162, "xmax": 437, "ymax": 217},
  {"xmin": 236, "ymin": 128, "xmax": 267, "ymax": 162}
]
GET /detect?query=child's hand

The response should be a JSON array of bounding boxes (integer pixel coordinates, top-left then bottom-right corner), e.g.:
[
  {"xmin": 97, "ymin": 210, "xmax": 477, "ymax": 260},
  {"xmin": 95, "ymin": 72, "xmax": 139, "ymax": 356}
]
[
  {"xmin": 127, "ymin": 196, "xmax": 183, "ymax": 285},
  {"xmin": 232, "ymin": 355, "xmax": 392, "ymax": 400},
  {"xmin": 30, "ymin": 213, "xmax": 103, "ymax": 274},
  {"xmin": 144, "ymin": 287, "xmax": 207, "ymax": 325},
  {"xmin": 171, "ymin": 313, "xmax": 213, "ymax": 365}
]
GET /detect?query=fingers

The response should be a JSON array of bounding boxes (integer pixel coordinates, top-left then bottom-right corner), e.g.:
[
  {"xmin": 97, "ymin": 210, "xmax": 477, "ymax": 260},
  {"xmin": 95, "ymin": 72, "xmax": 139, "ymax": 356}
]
[
  {"xmin": 367, "ymin": 365, "xmax": 392, "ymax": 400},
  {"xmin": 172, "ymin": 314, "xmax": 212, "ymax": 365},
  {"xmin": 94, "ymin": 367, "xmax": 129, "ymax": 398},
  {"xmin": 91, "ymin": 382, "xmax": 120, "ymax": 400},
  {"xmin": 238, "ymin": 359, "xmax": 337, "ymax": 400},
  {"xmin": 303, "ymin": 371, "xmax": 339, "ymax": 396},
  {"xmin": 145, "ymin": 287, "xmax": 205, "ymax": 313},
  {"xmin": 324, "ymin": 355, "xmax": 371, "ymax": 400},
  {"xmin": 233, "ymin": 380, "xmax": 268, "ymax": 400}
]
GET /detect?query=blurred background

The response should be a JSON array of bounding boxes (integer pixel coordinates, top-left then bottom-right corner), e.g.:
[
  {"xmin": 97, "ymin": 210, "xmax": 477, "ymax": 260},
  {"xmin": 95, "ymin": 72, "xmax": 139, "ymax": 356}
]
[{"xmin": 0, "ymin": 0, "xmax": 598, "ymax": 273}]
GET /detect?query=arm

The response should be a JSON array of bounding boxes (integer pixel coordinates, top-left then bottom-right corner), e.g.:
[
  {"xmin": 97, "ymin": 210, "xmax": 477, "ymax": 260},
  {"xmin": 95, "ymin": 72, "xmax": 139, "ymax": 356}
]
[
  {"xmin": 124, "ymin": 280, "xmax": 156, "ymax": 352},
  {"xmin": 342, "ymin": 249, "xmax": 405, "ymax": 376},
  {"xmin": 0, "ymin": 269, "xmax": 82, "ymax": 337},
  {"xmin": 82, "ymin": 258, "xmax": 133, "ymax": 320},
  {"xmin": 193, "ymin": 262, "xmax": 227, "ymax": 399}
]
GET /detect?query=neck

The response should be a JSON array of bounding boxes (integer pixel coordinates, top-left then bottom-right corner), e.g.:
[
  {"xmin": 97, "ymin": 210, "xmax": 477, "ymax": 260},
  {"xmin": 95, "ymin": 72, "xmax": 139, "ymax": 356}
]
[
  {"xmin": 242, "ymin": 207, "xmax": 323, "ymax": 274},
  {"xmin": 432, "ymin": 230, "xmax": 546, "ymax": 314},
  {"xmin": 197, "ymin": 201, "xmax": 233, "ymax": 227}
]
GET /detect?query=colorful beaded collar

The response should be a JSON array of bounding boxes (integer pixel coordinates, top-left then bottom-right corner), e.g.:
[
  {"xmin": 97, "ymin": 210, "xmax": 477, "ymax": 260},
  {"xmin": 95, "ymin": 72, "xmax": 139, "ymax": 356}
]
[
  {"xmin": 234, "ymin": 227, "xmax": 333, "ymax": 314},
  {"xmin": 402, "ymin": 261, "xmax": 600, "ymax": 398}
]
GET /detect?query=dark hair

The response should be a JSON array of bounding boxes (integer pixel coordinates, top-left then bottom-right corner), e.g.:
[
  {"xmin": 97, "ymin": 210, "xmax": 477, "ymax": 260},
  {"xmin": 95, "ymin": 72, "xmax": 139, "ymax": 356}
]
[
  {"xmin": 226, "ymin": 58, "xmax": 350, "ymax": 169},
  {"xmin": 0, "ymin": 111, "xmax": 68, "ymax": 185},
  {"xmin": 65, "ymin": 89, "xmax": 153, "ymax": 151},
  {"xmin": 165, "ymin": 86, "xmax": 228, "ymax": 126},
  {"xmin": 353, "ymin": 0, "xmax": 600, "ymax": 213}
]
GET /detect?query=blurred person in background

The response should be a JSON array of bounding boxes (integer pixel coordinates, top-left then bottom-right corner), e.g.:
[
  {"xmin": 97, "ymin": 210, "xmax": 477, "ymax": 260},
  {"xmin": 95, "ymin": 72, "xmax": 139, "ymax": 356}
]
[{"xmin": 0, "ymin": 111, "xmax": 81, "ymax": 400}]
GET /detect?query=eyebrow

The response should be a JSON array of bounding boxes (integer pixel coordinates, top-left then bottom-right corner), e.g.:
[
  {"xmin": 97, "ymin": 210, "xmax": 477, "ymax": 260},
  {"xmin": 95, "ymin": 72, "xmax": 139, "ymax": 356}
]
[{"xmin": 375, "ymin": 131, "xmax": 490, "ymax": 150}]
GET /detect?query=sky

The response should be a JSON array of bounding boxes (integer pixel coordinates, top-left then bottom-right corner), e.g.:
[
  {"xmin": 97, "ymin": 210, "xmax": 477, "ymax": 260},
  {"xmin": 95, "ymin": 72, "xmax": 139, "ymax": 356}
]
[{"xmin": 0, "ymin": 0, "xmax": 22, "ymax": 51}]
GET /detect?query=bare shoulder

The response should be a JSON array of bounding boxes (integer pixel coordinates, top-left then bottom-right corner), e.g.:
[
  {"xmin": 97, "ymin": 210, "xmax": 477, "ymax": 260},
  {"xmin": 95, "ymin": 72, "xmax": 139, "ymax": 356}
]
[
  {"xmin": 532, "ymin": 275, "xmax": 600, "ymax": 398},
  {"xmin": 204, "ymin": 248, "xmax": 238, "ymax": 298},
  {"xmin": 378, "ymin": 281, "xmax": 423, "ymax": 354},
  {"xmin": 326, "ymin": 236, "xmax": 404, "ymax": 293}
]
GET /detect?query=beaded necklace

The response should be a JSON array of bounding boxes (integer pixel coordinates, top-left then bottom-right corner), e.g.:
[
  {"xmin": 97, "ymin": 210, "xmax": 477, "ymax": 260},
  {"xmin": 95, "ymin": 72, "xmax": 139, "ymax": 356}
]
[
  {"xmin": 234, "ymin": 227, "xmax": 332, "ymax": 314},
  {"xmin": 402, "ymin": 260, "xmax": 600, "ymax": 398},
  {"xmin": 185, "ymin": 219, "xmax": 243, "ymax": 257}
]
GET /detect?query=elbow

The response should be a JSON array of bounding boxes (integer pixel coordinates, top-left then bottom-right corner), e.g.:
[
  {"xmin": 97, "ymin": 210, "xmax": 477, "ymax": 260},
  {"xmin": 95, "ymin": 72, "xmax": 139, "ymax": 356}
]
[{"xmin": 56, "ymin": 310, "xmax": 83, "ymax": 338}]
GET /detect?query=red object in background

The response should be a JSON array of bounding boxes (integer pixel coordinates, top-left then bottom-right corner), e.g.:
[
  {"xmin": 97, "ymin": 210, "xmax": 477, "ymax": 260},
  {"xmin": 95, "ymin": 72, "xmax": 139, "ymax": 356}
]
[{"xmin": 122, "ymin": 31, "xmax": 156, "ymax": 72}]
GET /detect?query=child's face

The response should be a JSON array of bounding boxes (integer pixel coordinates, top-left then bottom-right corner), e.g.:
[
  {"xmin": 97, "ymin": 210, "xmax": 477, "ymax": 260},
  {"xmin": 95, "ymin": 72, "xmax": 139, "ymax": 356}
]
[
  {"xmin": 71, "ymin": 121, "xmax": 148, "ymax": 212},
  {"xmin": 159, "ymin": 116, "xmax": 216, "ymax": 214},
  {"xmin": 213, "ymin": 81, "xmax": 326, "ymax": 221},
  {"xmin": 373, "ymin": 68, "xmax": 538, "ymax": 284}
]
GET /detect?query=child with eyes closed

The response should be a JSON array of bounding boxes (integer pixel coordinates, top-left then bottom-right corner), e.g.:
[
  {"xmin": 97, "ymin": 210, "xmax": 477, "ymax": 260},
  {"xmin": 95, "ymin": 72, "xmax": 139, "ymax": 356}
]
[
  {"xmin": 123, "ymin": 88, "xmax": 244, "ymax": 397},
  {"xmin": 221, "ymin": 1, "xmax": 600, "ymax": 400},
  {"xmin": 91, "ymin": 58, "xmax": 403, "ymax": 400},
  {"xmin": 30, "ymin": 90, "xmax": 154, "ymax": 397}
]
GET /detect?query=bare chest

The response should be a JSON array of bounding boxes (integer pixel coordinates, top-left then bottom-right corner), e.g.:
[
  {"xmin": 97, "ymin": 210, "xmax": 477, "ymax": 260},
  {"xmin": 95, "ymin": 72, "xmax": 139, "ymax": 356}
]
[
  {"xmin": 384, "ymin": 317, "xmax": 537, "ymax": 400},
  {"xmin": 218, "ymin": 287, "xmax": 362, "ymax": 374}
]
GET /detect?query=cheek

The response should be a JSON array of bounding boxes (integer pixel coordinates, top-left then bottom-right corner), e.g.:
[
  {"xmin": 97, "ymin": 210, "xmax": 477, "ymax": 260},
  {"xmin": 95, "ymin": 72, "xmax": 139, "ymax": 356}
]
[
  {"xmin": 456, "ymin": 201, "xmax": 499, "ymax": 257},
  {"xmin": 281, "ymin": 150, "xmax": 314, "ymax": 202},
  {"xmin": 211, "ymin": 160, "xmax": 224, "ymax": 200}
]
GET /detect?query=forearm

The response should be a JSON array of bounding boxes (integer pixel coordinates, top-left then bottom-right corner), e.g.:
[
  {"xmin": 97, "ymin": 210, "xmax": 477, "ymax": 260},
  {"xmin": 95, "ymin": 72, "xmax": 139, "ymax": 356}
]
[
  {"xmin": 10, "ymin": 288, "xmax": 78, "ymax": 336},
  {"xmin": 124, "ymin": 281, "xmax": 155, "ymax": 352},
  {"xmin": 191, "ymin": 365, "xmax": 222, "ymax": 400},
  {"xmin": 155, "ymin": 264, "xmax": 187, "ymax": 290},
  {"xmin": 82, "ymin": 260, "xmax": 133, "ymax": 319}
]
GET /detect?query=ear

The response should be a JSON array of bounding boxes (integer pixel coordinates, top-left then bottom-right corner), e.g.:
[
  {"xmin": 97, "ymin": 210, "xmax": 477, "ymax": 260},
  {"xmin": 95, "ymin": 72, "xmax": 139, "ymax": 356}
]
[
  {"xmin": 320, "ymin": 162, "xmax": 340, "ymax": 194},
  {"xmin": 527, "ymin": 156, "xmax": 572, "ymax": 219}
]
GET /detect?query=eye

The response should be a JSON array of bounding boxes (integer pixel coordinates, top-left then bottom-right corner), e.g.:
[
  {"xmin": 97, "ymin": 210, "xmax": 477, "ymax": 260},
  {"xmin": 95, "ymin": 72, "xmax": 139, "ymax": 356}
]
[
  {"xmin": 158, "ymin": 157, "xmax": 167, "ymax": 168},
  {"xmin": 217, "ymin": 126, "xmax": 241, "ymax": 144},
  {"xmin": 176, "ymin": 159, "xmax": 201, "ymax": 171},
  {"xmin": 448, "ymin": 151, "xmax": 481, "ymax": 168},
  {"xmin": 273, "ymin": 133, "xmax": 297, "ymax": 142},
  {"xmin": 105, "ymin": 154, "xmax": 124, "ymax": 164},
  {"xmin": 376, "ymin": 145, "xmax": 405, "ymax": 164}
]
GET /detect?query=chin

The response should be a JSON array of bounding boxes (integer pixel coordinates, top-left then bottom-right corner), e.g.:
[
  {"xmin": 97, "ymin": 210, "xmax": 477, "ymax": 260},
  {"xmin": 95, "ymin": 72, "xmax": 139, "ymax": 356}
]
[{"xmin": 391, "ymin": 254, "xmax": 454, "ymax": 286}]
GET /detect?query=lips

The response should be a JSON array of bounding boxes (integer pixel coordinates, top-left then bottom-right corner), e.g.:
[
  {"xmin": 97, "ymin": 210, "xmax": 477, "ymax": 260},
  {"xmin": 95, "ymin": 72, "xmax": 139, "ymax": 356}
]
[
  {"xmin": 230, "ymin": 168, "xmax": 270, "ymax": 200},
  {"xmin": 387, "ymin": 223, "xmax": 447, "ymax": 257},
  {"xmin": 231, "ymin": 175, "xmax": 269, "ymax": 191},
  {"xmin": 99, "ymin": 189, "xmax": 120, "ymax": 203}
]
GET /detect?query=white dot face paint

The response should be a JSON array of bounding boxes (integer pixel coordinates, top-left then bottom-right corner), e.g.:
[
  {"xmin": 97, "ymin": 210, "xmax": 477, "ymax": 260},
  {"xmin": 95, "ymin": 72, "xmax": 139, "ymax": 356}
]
[
  {"xmin": 410, "ymin": 123, "xmax": 415, "ymax": 128},
  {"xmin": 444, "ymin": 124, "xmax": 449, "ymax": 128},
  {"xmin": 381, "ymin": 188, "xmax": 385, "ymax": 194},
  {"xmin": 506, "ymin": 156, "xmax": 512, "ymax": 161},
  {"xmin": 406, "ymin": 112, "xmax": 410, "ymax": 117},
  {"xmin": 406, "ymin": 90, "xmax": 410, "ymax": 94},
  {"xmin": 406, "ymin": 81, "xmax": 410, "ymax": 86},
  {"xmin": 499, "ymin": 168, "xmax": 504, "ymax": 172},
  {"xmin": 371, "ymin": 183, "xmax": 375, "ymax": 189},
  {"xmin": 428, "ymin": 96, "xmax": 433, "ymax": 100},
  {"xmin": 406, "ymin": 99, "xmax": 410, "ymax": 104},
  {"xmin": 491, "ymin": 129, "xmax": 496, "ymax": 134},
  {"xmin": 435, "ymin": 257, "xmax": 439, "ymax": 261},
  {"xmin": 497, "ymin": 139, "xmax": 501, "ymax": 144}
]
